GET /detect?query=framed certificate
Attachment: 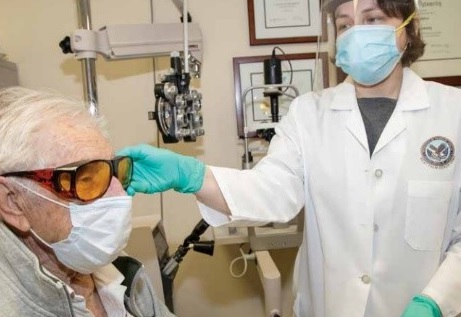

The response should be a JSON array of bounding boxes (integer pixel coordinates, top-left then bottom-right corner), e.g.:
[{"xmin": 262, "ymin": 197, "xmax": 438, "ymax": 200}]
[
  {"xmin": 233, "ymin": 52, "xmax": 329, "ymax": 137},
  {"xmin": 411, "ymin": 0, "xmax": 461, "ymax": 86},
  {"xmin": 247, "ymin": 0, "xmax": 327, "ymax": 45}
]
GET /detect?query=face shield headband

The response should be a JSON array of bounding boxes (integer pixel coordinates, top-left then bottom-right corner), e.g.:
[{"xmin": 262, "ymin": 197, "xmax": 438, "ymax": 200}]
[{"xmin": 322, "ymin": 0, "xmax": 421, "ymax": 14}]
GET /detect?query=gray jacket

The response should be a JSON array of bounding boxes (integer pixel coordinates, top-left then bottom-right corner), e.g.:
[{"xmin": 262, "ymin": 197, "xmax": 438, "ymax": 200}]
[{"xmin": 0, "ymin": 222, "xmax": 175, "ymax": 317}]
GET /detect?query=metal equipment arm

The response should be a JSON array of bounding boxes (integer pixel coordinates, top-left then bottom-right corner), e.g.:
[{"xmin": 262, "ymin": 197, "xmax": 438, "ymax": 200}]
[
  {"xmin": 60, "ymin": 0, "xmax": 204, "ymax": 143},
  {"xmin": 160, "ymin": 219, "xmax": 214, "ymax": 312}
]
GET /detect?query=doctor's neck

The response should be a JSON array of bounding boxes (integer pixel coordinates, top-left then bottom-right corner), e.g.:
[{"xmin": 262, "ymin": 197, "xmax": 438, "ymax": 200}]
[{"xmin": 355, "ymin": 64, "xmax": 403, "ymax": 100}]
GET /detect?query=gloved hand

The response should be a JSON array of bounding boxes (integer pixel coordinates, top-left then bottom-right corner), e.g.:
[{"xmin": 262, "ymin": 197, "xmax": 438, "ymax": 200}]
[
  {"xmin": 117, "ymin": 144, "xmax": 206, "ymax": 195},
  {"xmin": 401, "ymin": 295, "xmax": 442, "ymax": 317}
]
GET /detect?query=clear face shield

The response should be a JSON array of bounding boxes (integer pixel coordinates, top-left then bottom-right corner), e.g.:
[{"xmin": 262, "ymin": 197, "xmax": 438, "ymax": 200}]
[{"xmin": 320, "ymin": 0, "xmax": 420, "ymax": 85}]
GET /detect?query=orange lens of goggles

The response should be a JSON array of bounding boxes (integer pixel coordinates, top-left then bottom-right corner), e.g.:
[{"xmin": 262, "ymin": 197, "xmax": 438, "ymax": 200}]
[{"xmin": 2, "ymin": 156, "xmax": 133, "ymax": 202}]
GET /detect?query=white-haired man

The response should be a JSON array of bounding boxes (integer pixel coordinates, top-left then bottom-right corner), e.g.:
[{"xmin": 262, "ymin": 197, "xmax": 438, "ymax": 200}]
[{"xmin": 0, "ymin": 87, "xmax": 175, "ymax": 317}]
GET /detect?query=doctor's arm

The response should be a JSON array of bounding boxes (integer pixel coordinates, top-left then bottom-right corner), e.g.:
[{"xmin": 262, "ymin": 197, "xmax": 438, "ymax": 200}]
[
  {"xmin": 117, "ymin": 144, "xmax": 231, "ymax": 215},
  {"xmin": 118, "ymin": 96, "xmax": 305, "ymax": 225},
  {"xmin": 420, "ymin": 229, "xmax": 461, "ymax": 316},
  {"xmin": 402, "ymin": 205, "xmax": 461, "ymax": 317},
  {"xmin": 195, "ymin": 167, "xmax": 231, "ymax": 215}
]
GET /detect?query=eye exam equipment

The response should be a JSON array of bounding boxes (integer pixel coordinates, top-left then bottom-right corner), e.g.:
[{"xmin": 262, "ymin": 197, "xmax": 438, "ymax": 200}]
[
  {"xmin": 224, "ymin": 48, "xmax": 303, "ymax": 317},
  {"xmin": 60, "ymin": 0, "xmax": 204, "ymax": 143},
  {"xmin": 242, "ymin": 47, "xmax": 299, "ymax": 169},
  {"xmin": 125, "ymin": 216, "xmax": 214, "ymax": 313},
  {"xmin": 160, "ymin": 219, "xmax": 214, "ymax": 312},
  {"xmin": 150, "ymin": 50, "xmax": 204, "ymax": 143}
]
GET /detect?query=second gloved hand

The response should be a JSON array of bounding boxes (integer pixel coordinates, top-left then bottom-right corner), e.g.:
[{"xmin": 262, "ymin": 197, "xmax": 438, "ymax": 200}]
[
  {"xmin": 117, "ymin": 144, "xmax": 206, "ymax": 195},
  {"xmin": 401, "ymin": 295, "xmax": 442, "ymax": 317}
]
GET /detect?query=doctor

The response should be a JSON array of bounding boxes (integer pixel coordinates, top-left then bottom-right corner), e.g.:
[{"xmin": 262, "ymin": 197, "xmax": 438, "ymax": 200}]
[{"xmin": 119, "ymin": 0, "xmax": 461, "ymax": 316}]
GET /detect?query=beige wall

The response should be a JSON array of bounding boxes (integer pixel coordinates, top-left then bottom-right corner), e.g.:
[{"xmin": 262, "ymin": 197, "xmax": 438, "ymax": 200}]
[
  {"xmin": 0, "ymin": 1, "xmax": 317, "ymax": 316},
  {"xmin": 0, "ymin": 0, "xmax": 459, "ymax": 317},
  {"xmin": 2, "ymin": 1, "xmax": 460, "ymax": 316}
]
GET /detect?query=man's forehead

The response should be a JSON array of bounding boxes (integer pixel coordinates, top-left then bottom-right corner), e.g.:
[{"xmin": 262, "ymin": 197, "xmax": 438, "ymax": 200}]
[{"xmin": 36, "ymin": 122, "xmax": 113, "ymax": 167}]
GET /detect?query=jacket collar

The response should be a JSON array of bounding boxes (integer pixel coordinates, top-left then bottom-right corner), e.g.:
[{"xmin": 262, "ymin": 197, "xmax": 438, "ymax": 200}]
[
  {"xmin": 0, "ymin": 222, "xmax": 145, "ymax": 317},
  {"xmin": 329, "ymin": 68, "xmax": 430, "ymax": 111},
  {"xmin": 0, "ymin": 222, "xmax": 69, "ymax": 309}
]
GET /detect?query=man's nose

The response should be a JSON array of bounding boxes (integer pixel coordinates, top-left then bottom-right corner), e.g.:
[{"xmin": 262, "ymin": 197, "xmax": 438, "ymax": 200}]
[{"xmin": 105, "ymin": 176, "xmax": 126, "ymax": 197}]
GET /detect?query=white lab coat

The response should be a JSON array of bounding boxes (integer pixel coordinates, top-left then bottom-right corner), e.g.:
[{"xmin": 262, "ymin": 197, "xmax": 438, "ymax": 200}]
[{"xmin": 199, "ymin": 68, "xmax": 461, "ymax": 317}]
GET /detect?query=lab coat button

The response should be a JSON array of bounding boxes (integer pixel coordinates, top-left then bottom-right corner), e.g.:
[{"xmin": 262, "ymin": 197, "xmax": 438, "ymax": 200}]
[
  {"xmin": 361, "ymin": 274, "xmax": 371, "ymax": 284},
  {"xmin": 373, "ymin": 224, "xmax": 379, "ymax": 232},
  {"xmin": 374, "ymin": 169, "xmax": 383, "ymax": 178}
]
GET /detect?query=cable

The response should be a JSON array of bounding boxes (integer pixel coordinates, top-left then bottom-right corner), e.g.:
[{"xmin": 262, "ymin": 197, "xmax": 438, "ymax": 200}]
[
  {"xmin": 229, "ymin": 245, "xmax": 256, "ymax": 278},
  {"xmin": 150, "ymin": 0, "xmax": 166, "ymax": 220},
  {"xmin": 272, "ymin": 46, "xmax": 293, "ymax": 93}
]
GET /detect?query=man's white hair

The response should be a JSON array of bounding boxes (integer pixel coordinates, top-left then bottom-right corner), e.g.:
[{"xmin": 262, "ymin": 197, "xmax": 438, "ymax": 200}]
[{"xmin": 0, "ymin": 86, "xmax": 109, "ymax": 174}]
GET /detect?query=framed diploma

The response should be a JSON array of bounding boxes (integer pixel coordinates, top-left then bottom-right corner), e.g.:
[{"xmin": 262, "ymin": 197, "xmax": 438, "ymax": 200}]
[
  {"xmin": 247, "ymin": 0, "xmax": 327, "ymax": 45},
  {"xmin": 233, "ymin": 52, "xmax": 329, "ymax": 137},
  {"xmin": 411, "ymin": 0, "xmax": 461, "ymax": 86}
]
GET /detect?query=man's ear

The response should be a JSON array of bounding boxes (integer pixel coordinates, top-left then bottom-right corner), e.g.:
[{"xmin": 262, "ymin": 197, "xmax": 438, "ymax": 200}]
[{"xmin": 0, "ymin": 177, "xmax": 31, "ymax": 232}]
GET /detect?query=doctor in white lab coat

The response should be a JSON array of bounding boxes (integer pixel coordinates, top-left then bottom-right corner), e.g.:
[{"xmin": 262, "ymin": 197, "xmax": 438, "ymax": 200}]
[{"xmin": 119, "ymin": 0, "xmax": 461, "ymax": 316}]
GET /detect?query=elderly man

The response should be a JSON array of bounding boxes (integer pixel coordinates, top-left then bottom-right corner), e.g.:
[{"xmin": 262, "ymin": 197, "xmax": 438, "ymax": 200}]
[{"xmin": 0, "ymin": 87, "xmax": 174, "ymax": 317}]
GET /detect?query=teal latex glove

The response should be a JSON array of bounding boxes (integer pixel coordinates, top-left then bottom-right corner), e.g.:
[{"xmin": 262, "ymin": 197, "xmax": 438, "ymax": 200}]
[
  {"xmin": 117, "ymin": 144, "xmax": 206, "ymax": 195},
  {"xmin": 401, "ymin": 295, "xmax": 442, "ymax": 317}
]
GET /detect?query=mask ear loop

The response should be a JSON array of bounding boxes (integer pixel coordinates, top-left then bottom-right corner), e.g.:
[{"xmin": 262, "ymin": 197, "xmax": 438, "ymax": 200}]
[
  {"xmin": 395, "ymin": 11, "xmax": 416, "ymax": 53},
  {"xmin": 11, "ymin": 178, "xmax": 69, "ymax": 208},
  {"xmin": 396, "ymin": 11, "xmax": 416, "ymax": 33},
  {"xmin": 29, "ymin": 228, "xmax": 54, "ymax": 248},
  {"xmin": 8, "ymin": 178, "xmax": 66, "ymax": 248}
]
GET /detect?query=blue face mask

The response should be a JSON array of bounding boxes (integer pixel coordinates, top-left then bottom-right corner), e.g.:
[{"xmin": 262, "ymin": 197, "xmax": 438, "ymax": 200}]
[{"xmin": 335, "ymin": 14, "xmax": 414, "ymax": 86}]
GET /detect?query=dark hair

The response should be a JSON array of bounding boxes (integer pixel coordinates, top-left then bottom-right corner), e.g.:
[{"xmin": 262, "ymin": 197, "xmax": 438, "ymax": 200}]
[{"xmin": 376, "ymin": 0, "xmax": 425, "ymax": 66}]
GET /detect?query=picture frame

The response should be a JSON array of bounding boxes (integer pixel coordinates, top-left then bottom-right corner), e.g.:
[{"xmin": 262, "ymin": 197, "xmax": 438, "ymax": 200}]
[
  {"xmin": 247, "ymin": 0, "xmax": 327, "ymax": 45},
  {"xmin": 233, "ymin": 52, "xmax": 329, "ymax": 138},
  {"xmin": 413, "ymin": 0, "xmax": 461, "ymax": 85}
]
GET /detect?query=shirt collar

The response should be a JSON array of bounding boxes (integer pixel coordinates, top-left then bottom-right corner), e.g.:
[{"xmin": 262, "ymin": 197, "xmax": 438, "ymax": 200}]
[
  {"xmin": 329, "ymin": 68, "xmax": 430, "ymax": 111},
  {"xmin": 92, "ymin": 264, "xmax": 132, "ymax": 317}
]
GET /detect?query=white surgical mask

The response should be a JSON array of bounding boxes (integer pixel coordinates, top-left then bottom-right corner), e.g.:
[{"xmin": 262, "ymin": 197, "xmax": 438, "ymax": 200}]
[{"xmin": 16, "ymin": 181, "xmax": 132, "ymax": 274}]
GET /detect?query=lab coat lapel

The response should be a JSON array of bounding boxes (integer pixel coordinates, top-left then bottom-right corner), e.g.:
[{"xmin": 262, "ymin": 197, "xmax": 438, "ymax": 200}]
[
  {"xmin": 373, "ymin": 109, "xmax": 406, "ymax": 154},
  {"xmin": 346, "ymin": 108, "xmax": 369, "ymax": 152},
  {"xmin": 330, "ymin": 82, "xmax": 369, "ymax": 152},
  {"xmin": 373, "ymin": 68, "xmax": 430, "ymax": 155}
]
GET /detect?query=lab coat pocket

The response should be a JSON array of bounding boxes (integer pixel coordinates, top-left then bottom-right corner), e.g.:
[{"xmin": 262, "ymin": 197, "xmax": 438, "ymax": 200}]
[{"xmin": 405, "ymin": 181, "xmax": 452, "ymax": 251}]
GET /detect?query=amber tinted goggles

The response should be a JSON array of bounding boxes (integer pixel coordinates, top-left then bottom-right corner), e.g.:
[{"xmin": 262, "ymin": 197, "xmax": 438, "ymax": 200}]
[{"xmin": 2, "ymin": 156, "xmax": 132, "ymax": 202}]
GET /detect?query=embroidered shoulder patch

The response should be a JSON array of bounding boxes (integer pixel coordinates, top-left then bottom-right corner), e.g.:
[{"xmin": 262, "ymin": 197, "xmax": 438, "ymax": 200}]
[{"xmin": 420, "ymin": 136, "xmax": 455, "ymax": 169}]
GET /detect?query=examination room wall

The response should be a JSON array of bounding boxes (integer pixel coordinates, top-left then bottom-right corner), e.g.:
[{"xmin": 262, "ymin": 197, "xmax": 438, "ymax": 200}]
[{"xmin": 0, "ymin": 1, "xmax": 318, "ymax": 316}]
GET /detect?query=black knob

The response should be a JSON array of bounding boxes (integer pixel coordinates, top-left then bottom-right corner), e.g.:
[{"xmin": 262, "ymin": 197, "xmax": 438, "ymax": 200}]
[
  {"xmin": 59, "ymin": 36, "xmax": 73, "ymax": 54},
  {"xmin": 257, "ymin": 128, "xmax": 276, "ymax": 142}
]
